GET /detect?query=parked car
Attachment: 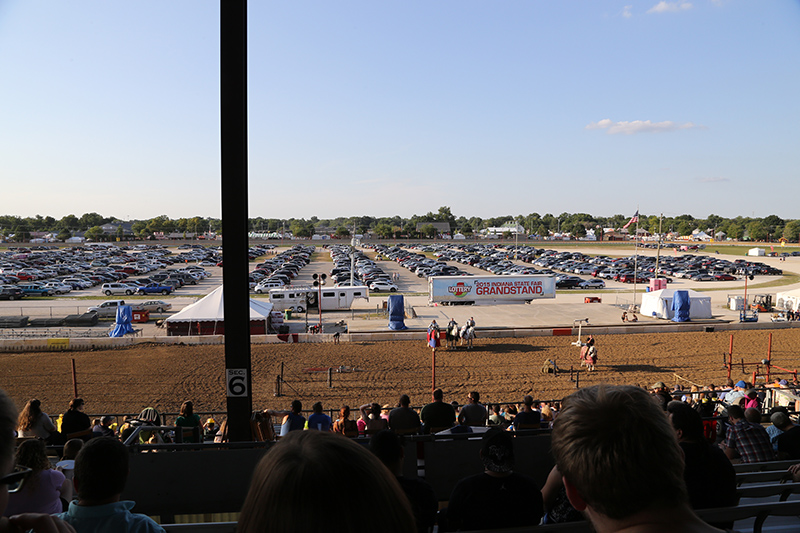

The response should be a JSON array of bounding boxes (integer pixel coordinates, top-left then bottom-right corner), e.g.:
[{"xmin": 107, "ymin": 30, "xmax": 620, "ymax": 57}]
[
  {"xmin": 101, "ymin": 283, "xmax": 137, "ymax": 296},
  {"xmin": 0, "ymin": 287, "xmax": 24, "ymax": 300},
  {"xmin": 43, "ymin": 282, "xmax": 72, "ymax": 295},
  {"xmin": 556, "ymin": 276, "xmax": 582, "ymax": 289},
  {"xmin": 579, "ymin": 279, "xmax": 606, "ymax": 289},
  {"xmin": 369, "ymin": 280, "xmax": 398, "ymax": 292},
  {"xmin": 87, "ymin": 300, "xmax": 142, "ymax": 317},
  {"xmin": 138, "ymin": 300, "xmax": 172, "ymax": 313},
  {"xmin": 137, "ymin": 283, "xmax": 173, "ymax": 295},
  {"xmin": 16, "ymin": 283, "xmax": 51, "ymax": 296},
  {"xmin": 714, "ymin": 274, "xmax": 736, "ymax": 281}
]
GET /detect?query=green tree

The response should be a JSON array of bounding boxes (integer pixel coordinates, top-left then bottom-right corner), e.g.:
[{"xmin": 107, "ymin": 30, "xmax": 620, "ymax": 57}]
[
  {"xmin": 727, "ymin": 223, "xmax": 744, "ymax": 240},
  {"xmin": 56, "ymin": 229, "xmax": 71, "ymax": 242},
  {"xmin": 78, "ymin": 212, "xmax": 105, "ymax": 230},
  {"xmin": 85, "ymin": 226, "xmax": 104, "ymax": 241},
  {"xmin": 677, "ymin": 221, "xmax": 693, "ymax": 236},
  {"xmin": 335, "ymin": 226, "xmax": 350, "ymax": 238},
  {"xmin": 783, "ymin": 221, "xmax": 800, "ymax": 242},
  {"xmin": 420, "ymin": 224, "xmax": 436, "ymax": 238},
  {"xmin": 57, "ymin": 214, "xmax": 80, "ymax": 231},
  {"xmin": 746, "ymin": 220, "xmax": 768, "ymax": 241},
  {"xmin": 374, "ymin": 223, "xmax": 394, "ymax": 239}
]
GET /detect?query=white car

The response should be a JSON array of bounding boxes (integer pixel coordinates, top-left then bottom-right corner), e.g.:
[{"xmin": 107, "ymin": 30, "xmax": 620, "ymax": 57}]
[
  {"xmin": 101, "ymin": 283, "xmax": 138, "ymax": 296},
  {"xmin": 254, "ymin": 280, "xmax": 284, "ymax": 294},
  {"xmin": 43, "ymin": 282, "xmax": 72, "ymax": 295},
  {"xmin": 369, "ymin": 280, "xmax": 398, "ymax": 292}
]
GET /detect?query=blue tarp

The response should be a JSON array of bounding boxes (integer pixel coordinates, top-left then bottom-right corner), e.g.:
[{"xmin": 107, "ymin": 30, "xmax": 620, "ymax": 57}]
[
  {"xmin": 671, "ymin": 290, "xmax": 691, "ymax": 322},
  {"xmin": 109, "ymin": 305, "xmax": 136, "ymax": 337},
  {"xmin": 387, "ymin": 295, "xmax": 408, "ymax": 330}
]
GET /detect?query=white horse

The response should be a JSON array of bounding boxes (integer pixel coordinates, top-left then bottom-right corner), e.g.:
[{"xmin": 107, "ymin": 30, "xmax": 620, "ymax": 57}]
[
  {"xmin": 580, "ymin": 345, "xmax": 598, "ymax": 371},
  {"xmin": 460, "ymin": 324, "xmax": 475, "ymax": 349}
]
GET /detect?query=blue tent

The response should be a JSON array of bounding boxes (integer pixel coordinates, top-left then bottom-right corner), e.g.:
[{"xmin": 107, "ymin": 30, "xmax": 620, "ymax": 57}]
[
  {"xmin": 387, "ymin": 295, "xmax": 408, "ymax": 330},
  {"xmin": 671, "ymin": 290, "xmax": 691, "ymax": 322},
  {"xmin": 109, "ymin": 305, "xmax": 136, "ymax": 337}
]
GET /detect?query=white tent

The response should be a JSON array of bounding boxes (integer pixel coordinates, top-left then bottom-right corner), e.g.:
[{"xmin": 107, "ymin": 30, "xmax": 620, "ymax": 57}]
[
  {"xmin": 165, "ymin": 286, "xmax": 274, "ymax": 335},
  {"xmin": 640, "ymin": 288, "xmax": 713, "ymax": 320},
  {"xmin": 776, "ymin": 288, "xmax": 800, "ymax": 312}
]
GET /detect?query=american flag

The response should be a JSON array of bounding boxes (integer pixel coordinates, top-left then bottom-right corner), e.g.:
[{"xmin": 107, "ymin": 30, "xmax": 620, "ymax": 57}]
[{"xmin": 622, "ymin": 210, "xmax": 639, "ymax": 230}]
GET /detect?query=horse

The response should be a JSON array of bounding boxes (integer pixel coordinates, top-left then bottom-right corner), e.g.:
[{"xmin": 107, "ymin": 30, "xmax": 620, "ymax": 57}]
[
  {"xmin": 580, "ymin": 344, "xmax": 598, "ymax": 371},
  {"xmin": 460, "ymin": 325, "xmax": 475, "ymax": 349}
]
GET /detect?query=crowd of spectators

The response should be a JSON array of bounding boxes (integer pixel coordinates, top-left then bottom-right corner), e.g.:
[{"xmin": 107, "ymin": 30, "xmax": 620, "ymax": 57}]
[{"xmin": 4, "ymin": 377, "xmax": 800, "ymax": 532}]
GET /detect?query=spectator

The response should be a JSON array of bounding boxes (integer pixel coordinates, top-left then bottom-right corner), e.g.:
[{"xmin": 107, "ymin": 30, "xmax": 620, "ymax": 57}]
[
  {"xmin": 666, "ymin": 401, "xmax": 737, "ymax": 513},
  {"xmin": 743, "ymin": 390, "xmax": 760, "ymax": 411},
  {"xmin": 388, "ymin": 395, "xmax": 421, "ymax": 434},
  {"xmin": 503, "ymin": 404, "xmax": 517, "ymax": 426},
  {"xmin": 370, "ymin": 431, "xmax": 437, "ymax": 533},
  {"xmin": 459, "ymin": 391, "xmax": 487, "ymax": 427},
  {"xmin": 60, "ymin": 399, "xmax": 91, "ymax": 440},
  {"xmin": 56, "ymin": 439, "xmax": 84, "ymax": 502},
  {"xmin": 649, "ymin": 382, "xmax": 671, "ymax": 411},
  {"xmin": 17, "ymin": 399, "xmax": 57, "ymax": 442},
  {"xmin": 487, "ymin": 404, "xmax": 504, "ymax": 427},
  {"xmin": 541, "ymin": 465, "xmax": 583, "ymax": 524},
  {"xmin": 55, "ymin": 438, "xmax": 165, "ymax": 532},
  {"xmin": 202, "ymin": 418, "xmax": 218, "ymax": 441},
  {"xmin": 724, "ymin": 381, "xmax": 748, "ymax": 407},
  {"xmin": 331, "ymin": 406, "xmax": 358, "ymax": 437},
  {"xmin": 510, "ymin": 396, "xmax": 540, "ymax": 431},
  {"xmin": 359, "ymin": 403, "xmax": 389, "ymax": 435},
  {"xmin": 551, "ymin": 385, "xmax": 720, "ymax": 533},
  {"xmin": 279, "ymin": 400, "xmax": 305, "ymax": 437},
  {"xmin": 444, "ymin": 429, "xmax": 543, "ymax": 531},
  {"xmin": 175, "ymin": 401, "xmax": 201, "ymax": 443},
  {"xmin": 307, "ymin": 402, "xmax": 332, "ymax": 431},
  {"xmin": 237, "ymin": 431, "xmax": 414, "ymax": 533},
  {"xmin": 420, "ymin": 389, "xmax": 455, "ymax": 433},
  {"xmin": 775, "ymin": 413, "xmax": 800, "ymax": 460},
  {"xmin": 0, "ymin": 388, "xmax": 75, "ymax": 533},
  {"xmin": 720, "ymin": 404, "xmax": 776, "ymax": 463},
  {"xmin": 5, "ymin": 440, "xmax": 70, "ymax": 516},
  {"xmin": 92, "ymin": 417, "xmax": 115, "ymax": 439},
  {"xmin": 540, "ymin": 403, "xmax": 554, "ymax": 428},
  {"xmin": 767, "ymin": 409, "xmax": 790, "ymax": 451}
]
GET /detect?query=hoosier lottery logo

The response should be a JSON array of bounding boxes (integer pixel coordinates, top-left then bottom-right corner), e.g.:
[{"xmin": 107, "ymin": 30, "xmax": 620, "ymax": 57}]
[{"xmin": 447, "ymin": 282, "xmax": 473, "ymax": 298}]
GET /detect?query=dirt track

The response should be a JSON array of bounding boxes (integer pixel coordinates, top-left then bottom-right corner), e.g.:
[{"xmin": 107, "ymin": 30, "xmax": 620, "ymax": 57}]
[{"xmin": 2, "ymin": 328, "xmax": 799, "ymax": 418}]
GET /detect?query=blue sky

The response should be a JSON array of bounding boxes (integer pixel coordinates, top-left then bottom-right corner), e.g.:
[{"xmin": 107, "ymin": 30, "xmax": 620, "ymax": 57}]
[{"xmin": 1, "ymin": 1, "xmax": 798, "ymax": 221}]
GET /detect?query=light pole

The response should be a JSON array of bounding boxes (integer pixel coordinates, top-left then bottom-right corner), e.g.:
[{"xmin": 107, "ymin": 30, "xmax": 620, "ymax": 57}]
[{"xmin": 312, "ymin": 273, "xmax": 327, "ymax": 332}]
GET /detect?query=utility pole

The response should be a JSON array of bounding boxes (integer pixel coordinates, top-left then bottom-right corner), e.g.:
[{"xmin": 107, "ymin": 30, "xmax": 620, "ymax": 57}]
[{"xmin": 655, "ymin": 213, "xmax": 663, "ymax": 279}]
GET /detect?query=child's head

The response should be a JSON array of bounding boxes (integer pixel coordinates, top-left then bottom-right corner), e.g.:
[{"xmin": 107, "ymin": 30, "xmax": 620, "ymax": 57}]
[{"xmin": 62, "ymin": 438, "xmax": 84, "ymax": 460}]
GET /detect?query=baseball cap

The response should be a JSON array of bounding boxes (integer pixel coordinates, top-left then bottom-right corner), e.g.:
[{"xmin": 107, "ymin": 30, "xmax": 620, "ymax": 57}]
[
  {"xmin": 771, "ymin": 412, "xmax": 789, "ymax": 427},
  {"xmin": 780, "ymin": 380, "xmax": 788, "ymax": 386},
  {"xmin": 481, "ymin": 429, "xmax": 514, "ymax": 473},
  {"xmin": 735, "ymin": 380, "xmax": 747, "ymax": 388},
  {"xmin": 651, "ymin": 382, "xmax": 665, "ymax": 390}
]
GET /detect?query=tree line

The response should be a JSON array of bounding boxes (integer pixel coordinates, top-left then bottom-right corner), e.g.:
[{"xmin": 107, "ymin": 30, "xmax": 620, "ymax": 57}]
[{"xmin": 1, "ymin": 209, "xmax": 798, "ymax": 242}]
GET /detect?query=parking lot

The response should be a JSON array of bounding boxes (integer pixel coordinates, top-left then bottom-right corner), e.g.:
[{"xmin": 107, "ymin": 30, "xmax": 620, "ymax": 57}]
[{"xmin": 0, "ymin": 242, "xmax": 797, "ymax": 335}]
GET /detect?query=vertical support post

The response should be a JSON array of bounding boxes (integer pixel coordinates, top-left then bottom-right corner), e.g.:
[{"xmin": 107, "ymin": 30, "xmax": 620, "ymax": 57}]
[
  {"xmin": 727, "ymin": 335, "xmax": 734, "ymax": 380},
  {"xmin": 431, "ymin": 348, "xmax": 436, "ymax": 397},
  {"xmin": 71, "ymin": 358, "xmax": 78, "ymax": 398},
  {"xmin": 221, "ymin": 0, "xmax": 252, "ymax": 442},
  {"xmin": 328, "ymin": 367, "xmax": 333, "ymax": 388}
]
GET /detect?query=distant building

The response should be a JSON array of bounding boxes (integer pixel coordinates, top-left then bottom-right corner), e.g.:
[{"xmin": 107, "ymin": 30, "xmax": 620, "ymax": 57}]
[
  {"xmin": 484, "ymin": 223, "xmax": 524, "ymax": 236},
  {"xmin": 416, "ymin": 222, "xmax": 452, "ymax": 235},
  {"xmin": 100, "ymin": 222, "xmax": 134, "ymax": 236}
]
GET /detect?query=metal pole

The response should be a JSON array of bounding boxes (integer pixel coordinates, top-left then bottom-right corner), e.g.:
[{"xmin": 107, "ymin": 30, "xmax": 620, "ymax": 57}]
[
  {"xmin": 220, "ymin": 0, "xmax": 252, "ymax": 442},
  {"xmin": 71, "ymin": 358, "xmax": 78, "ymax": 398},
  {"xmin": 655, "ymin": 213, "xmax": 662, "ymax": 279},
  {"xmin": 632, "ymin": 206, "xmax": 639, "ymax": 309},
  {"xmin": 431, "ymin": 347, "xmax": 436, "ymax": 397}
]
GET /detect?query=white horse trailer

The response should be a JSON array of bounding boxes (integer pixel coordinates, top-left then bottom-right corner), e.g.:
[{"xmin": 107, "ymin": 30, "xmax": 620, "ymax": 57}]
[{"xmin": 268, "ymin": 285, "xmax": 369, "ymax": 313}]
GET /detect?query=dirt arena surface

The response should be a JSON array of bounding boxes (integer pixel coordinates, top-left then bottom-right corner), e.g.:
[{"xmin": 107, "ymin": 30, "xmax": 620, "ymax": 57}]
[{"xmin": 2, "ymin": 328, "xmax": 799, "ymax": 417}]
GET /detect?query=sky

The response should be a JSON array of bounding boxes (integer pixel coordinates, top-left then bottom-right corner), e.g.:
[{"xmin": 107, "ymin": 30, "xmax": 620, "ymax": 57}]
[{"xmin": 1, "ymin": 1, "xmax": 799, "ymax": 222}]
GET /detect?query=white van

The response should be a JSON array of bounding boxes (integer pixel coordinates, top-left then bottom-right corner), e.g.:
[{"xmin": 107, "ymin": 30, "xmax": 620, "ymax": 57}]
[{"xmin": 268, "ymin": 286, "xmax": 369, "ymax": 313}]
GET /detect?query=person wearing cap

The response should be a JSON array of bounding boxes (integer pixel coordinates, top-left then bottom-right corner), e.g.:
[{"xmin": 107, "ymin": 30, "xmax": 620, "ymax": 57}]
[
  {"xmin": 724, "ymin": 381, "xmax": 748, "ymax": 408},
  {"xmin": 774, "ymin": 379, "xmax": 794, "ymax": 408},
  {"xmin": 444, "ymin": 429, "xmax": 543, "ymax": 531},
  {"xmin": 650, "ymin": 382, "xmax": 671, "ymax": 411},
  {"xmin": 766, "ymin": 408, "xmax": 790, "ymax": 451}
]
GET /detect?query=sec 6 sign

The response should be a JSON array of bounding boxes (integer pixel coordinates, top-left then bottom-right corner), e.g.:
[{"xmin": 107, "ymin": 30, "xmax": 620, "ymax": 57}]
[{"xmin": 226, "ymin": 368, "xmax": 249, "ymax": 397}]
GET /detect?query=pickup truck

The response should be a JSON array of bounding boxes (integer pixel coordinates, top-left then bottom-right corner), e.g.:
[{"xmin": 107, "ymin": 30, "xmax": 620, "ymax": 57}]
[
  {"xmin": 87, "ymin": 300, "xmax": 144, "ymax": 318},
  {"xmin": 136, "ymin": 283, "xmax": 173, "ymax": 296}
]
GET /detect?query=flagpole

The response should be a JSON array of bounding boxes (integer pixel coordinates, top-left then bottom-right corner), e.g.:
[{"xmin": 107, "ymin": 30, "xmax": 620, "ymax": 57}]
[{"xmin": 632, "ymin": 205, "xmax": 639, "ymax": 311}]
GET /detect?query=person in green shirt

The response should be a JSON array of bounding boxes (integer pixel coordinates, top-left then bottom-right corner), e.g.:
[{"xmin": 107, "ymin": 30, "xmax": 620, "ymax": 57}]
[{"xmin": 175, "ymin": 401, "xmax": 201, "ymax": 443}]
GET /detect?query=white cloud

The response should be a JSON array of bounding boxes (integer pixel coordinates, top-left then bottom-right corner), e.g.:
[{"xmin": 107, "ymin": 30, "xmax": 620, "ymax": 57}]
[
  {"xmin": 585, "ymin": 119, "xmax": 700, "ymax": 135},
  {"xmin": 647, "ymin": 1, "xmax": 693, "ymax": 14},
  {"xmin": 698, "ymin": 176, "xmax": 730, "ymax": 183},
  {"xmin": 622, "ymin": 5, "xmax": 633, "ymax": 18}
]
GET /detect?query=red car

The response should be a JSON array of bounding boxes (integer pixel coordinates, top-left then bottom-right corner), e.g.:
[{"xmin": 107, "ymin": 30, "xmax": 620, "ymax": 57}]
[{"xmin": 714, "ymin": 274, "xmax": 736, "ymax": 281}]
